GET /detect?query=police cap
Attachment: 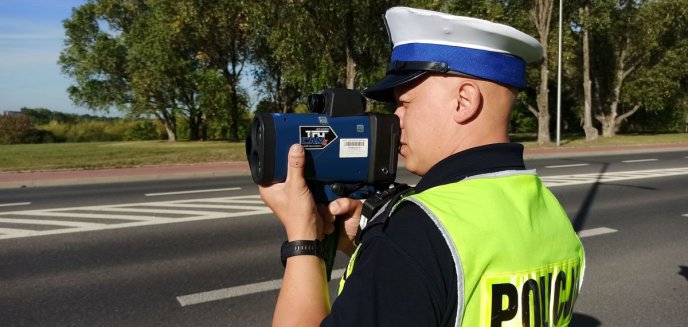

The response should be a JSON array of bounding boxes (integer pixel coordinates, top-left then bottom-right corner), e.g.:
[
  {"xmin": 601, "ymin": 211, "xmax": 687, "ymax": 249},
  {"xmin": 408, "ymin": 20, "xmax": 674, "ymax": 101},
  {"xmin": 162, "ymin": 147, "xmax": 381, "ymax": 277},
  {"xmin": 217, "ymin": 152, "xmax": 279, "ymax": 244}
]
[{"xmin": 363, "ymin": 7, "xmax": 543, "ymax": 102}]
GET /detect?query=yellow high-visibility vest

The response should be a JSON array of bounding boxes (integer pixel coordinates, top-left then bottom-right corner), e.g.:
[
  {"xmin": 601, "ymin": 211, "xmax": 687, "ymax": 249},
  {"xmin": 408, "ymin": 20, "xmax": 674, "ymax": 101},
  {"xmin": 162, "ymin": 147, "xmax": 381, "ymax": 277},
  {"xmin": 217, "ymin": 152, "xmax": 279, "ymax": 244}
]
[{"xmin": 339, "ymin": 171, "xmax": 585, "ymax": 327}]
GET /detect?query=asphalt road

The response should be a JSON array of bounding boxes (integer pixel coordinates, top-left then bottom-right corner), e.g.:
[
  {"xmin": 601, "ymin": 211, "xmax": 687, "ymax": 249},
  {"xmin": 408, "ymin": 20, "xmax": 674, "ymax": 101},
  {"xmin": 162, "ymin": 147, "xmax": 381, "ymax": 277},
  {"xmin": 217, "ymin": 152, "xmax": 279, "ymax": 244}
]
[{"xmin": 0, "ymin": 150, "xmax": 687, "ymax": 326}]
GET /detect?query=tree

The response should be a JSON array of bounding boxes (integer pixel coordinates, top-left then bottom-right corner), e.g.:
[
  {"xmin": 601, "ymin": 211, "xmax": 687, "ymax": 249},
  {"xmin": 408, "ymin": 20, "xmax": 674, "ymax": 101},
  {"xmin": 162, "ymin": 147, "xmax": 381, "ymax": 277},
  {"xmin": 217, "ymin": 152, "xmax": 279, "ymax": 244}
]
[
  {"xmin": 527, "ymin": 0, "xmax": 555, "ymax": 144},
  {"xmin": 590, "ymin": 0, "xmax": 688, "ymax": 137},
  {"xmin": 442, "ymin": 0, "xmax": 555, "ymax": 143},
  {"xmin": 577, "ymin": 0, "xmax": 600, "ymax": 140},
  {"xmin": 60, "ymin": 0, "xmax": 254, "ymax": 142},
  {"xmin": 169, "ymin": 0, "xmax": 253, "ymax": 142},
  {"xmin": 250, "ymin": 0, "xmax": 304, "ymax": 113},
  {"xmin": 59, "ymin": 0, "xmax": 184, "ymax": 141},
  {"xmin": 250, "ymin": 0, "xmax": 397, "ymax": 114},
  {"xmin": 59, "ymin": 2, "xmax": 131, "ymax": 114}
]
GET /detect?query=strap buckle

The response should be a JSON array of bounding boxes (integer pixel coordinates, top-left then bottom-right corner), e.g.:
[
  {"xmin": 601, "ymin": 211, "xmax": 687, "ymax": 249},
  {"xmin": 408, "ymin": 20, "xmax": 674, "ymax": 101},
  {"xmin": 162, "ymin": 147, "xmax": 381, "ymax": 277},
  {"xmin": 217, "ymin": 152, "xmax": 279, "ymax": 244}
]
[{"xmin": 387, "ymin": 60, "xmax": 450, "ymax": 73}]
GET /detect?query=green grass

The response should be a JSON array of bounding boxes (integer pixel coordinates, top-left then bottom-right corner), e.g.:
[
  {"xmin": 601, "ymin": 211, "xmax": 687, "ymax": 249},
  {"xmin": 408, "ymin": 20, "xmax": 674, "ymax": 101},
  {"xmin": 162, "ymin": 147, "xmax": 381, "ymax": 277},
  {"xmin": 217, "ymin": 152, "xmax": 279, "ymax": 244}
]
[
  {"xmin": 0, "ymin": 141, "xmax": 247, "ymax": 172},
  {"xmin": 1, "ymin": 133, "xmax": 686, "ymax": 172}
]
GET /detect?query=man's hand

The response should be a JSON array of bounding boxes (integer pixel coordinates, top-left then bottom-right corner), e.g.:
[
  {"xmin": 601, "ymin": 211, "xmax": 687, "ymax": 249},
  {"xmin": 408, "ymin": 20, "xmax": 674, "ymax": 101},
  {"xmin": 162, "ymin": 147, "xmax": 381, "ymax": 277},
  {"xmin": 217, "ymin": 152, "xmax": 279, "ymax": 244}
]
[
  {"xmin": 259, "ymin": 144, "xmax": 321, "ymax": 241},
  {"xmin": 327, "ymin": 198, "xmax": 363, "ymax": 256},
  {"xmin": 261, "ymin": 144, "xmax": 330, "ymax": 327}
]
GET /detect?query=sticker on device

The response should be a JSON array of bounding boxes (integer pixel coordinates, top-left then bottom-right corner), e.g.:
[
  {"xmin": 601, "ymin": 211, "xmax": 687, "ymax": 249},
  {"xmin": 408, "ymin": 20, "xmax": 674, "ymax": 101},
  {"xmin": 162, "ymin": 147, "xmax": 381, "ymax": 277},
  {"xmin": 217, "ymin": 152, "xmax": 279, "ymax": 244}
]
[
  {"xmin": 339, "ymin": 139, "xmax": 368, "ymax": 158},
  {"xmin": 300, "ymin": 126, "xmax": 337, "ymax": 149}
]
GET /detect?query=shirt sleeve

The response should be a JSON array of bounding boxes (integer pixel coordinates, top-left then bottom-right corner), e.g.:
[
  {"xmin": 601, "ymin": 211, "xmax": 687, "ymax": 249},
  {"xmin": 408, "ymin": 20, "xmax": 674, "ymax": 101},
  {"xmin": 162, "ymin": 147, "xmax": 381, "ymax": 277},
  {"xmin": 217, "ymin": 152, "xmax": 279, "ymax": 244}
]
[{"xmin": 321, "ymin": 203, "xmax": 457, "ymax": 327}]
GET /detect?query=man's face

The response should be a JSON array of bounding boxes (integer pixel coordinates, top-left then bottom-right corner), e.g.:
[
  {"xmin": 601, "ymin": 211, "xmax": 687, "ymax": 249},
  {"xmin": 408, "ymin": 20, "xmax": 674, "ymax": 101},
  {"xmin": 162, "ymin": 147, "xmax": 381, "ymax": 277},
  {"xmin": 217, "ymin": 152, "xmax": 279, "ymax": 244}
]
[{"xmin": 393, "ymin": 75, "xmax": 458, "ymax": 176}]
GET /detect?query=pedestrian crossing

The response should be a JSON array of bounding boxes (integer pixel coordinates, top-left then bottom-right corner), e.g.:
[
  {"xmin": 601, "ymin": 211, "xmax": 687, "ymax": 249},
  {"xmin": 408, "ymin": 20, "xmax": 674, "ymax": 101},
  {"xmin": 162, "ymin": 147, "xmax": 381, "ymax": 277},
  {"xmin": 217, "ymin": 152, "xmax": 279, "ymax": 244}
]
[
  {"xmin": 0, "ymin": 195, "xmax": 271, "ymax": 240},
  {"xmin": 540, "ymin": 167, "xmax": 688, "ymax": 187},
  {"xmin": 3, "ymin": 167, "xmax": 687, "ymax": 240}
]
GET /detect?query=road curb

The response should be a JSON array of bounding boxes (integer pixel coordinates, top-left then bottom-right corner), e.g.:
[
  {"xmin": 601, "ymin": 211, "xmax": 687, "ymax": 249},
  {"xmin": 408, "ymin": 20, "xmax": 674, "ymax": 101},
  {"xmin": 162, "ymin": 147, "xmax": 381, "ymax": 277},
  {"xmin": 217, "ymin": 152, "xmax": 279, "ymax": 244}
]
[
  {"xmin": 523, "ymin": 142, "xmax": 688, "ymax": 159},
  {"xmin": 1, "ymin": 143, "xmax": 687, "ymax": 189}
]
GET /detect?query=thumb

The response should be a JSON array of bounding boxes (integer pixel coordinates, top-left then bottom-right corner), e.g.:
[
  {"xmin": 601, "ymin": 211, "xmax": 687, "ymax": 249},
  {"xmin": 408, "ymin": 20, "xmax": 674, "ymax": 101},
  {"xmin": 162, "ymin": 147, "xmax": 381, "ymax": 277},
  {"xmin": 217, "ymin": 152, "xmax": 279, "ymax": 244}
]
[{"xmin": 285, "ymin": 144, "xmax": 306, "ymax": 183}]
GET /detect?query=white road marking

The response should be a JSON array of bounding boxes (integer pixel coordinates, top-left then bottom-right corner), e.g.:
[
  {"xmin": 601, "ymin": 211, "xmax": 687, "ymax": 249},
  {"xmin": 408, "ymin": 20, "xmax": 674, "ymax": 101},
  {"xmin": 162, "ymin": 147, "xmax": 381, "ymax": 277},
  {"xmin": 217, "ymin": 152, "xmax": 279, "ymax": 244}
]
[
  {"xmin": 177, "ymin": 226, "xmax": 622, "ymax": 306},
  {"xmin": 682, "ymin": 214, "xmax": 688, "ymax": 218},
  {"xmin": 621, "ymin": 158, "xmax": 658, "ymax": 163},
  {"xmin": 142, "ymin": 203, "xmax": 263, "ymax": 210},
  {"xmin": 194, "ymin": 198, "xmax": 264, "ymax": 204},
  {"xmin": 11, "ymin": 211, "xmax": 174, "ymax": 222},
  {"xmin": 0, "ymin": 195, "xmax": 271, "ymax": 240},
  {"xmin": 541, "ymin": 167, "xmax": 688, "ymax": 187},
  {"xmin": 0, "ymin": 202, "xmax": 31, "ymax": 207},
  {"xmin": 177, "ymin": 268, "xmax": 346, "ymax": 307},
  {"xmin": 577, "ymin": 227, "xmax": 618, "ymax": 238},
  {"xmin": 0, "ymin": 228, "xmax": 33, "ymax": 235},
  {"xmin": 145, "ymin": 187, "xmax": 241, "ymax": 197},
  {"xmin": 545, "ymin": 164, "xmax": 589, "ymax": 169},
  {"xmin": 0, "ymin": 218, "xmax": 104, "ymax": 228},
  {"xmin": 92, "ymin": 207, "xmax": 229, "ymax": 216}
]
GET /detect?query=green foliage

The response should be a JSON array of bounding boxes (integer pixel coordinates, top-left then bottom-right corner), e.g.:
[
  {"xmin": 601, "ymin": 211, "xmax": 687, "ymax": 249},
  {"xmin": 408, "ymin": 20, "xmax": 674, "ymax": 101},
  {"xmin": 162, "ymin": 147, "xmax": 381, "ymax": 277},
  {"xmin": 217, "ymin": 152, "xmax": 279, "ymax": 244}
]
[
  {"xmin": 250, "ymin": 0, "xmax": 400, "ymax": 112},
  {"xmin": 23, "ymin": 107, "xmax": 160, "ymax": 142},
  {"xmin": 510, "ymin": 103, "xmax": 538, "ymax": 134},
  {"xmin": 55, "ymin": 0, "xmax": 688, "ymax": 140},
  {"xmin": 0, "ymin": 115, "xmax": 35, "ymax": 144},
  {"xmin": 124, "ymin": 120, "xmax": 166, "ymax": 141},
  {"xmin": 59, "ymin": 0, "xmax": 254, "ymax": 142}
]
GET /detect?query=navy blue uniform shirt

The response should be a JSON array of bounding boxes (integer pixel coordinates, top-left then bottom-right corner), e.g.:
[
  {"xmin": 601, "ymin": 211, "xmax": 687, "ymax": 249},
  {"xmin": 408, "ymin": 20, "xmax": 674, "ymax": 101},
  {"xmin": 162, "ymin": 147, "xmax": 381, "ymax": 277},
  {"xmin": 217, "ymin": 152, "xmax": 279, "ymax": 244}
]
[{"xmin": 322, "ymin": 143, "xmax": 527, "ymax": 327}]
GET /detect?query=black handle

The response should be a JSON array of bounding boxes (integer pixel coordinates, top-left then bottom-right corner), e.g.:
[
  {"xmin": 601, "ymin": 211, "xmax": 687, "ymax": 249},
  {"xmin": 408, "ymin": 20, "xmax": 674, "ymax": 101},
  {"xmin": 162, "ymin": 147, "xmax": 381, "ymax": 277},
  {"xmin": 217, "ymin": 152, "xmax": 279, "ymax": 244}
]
[{"xmin": 322, "ymin": 217, "xmax": 340, "ymax": 281}]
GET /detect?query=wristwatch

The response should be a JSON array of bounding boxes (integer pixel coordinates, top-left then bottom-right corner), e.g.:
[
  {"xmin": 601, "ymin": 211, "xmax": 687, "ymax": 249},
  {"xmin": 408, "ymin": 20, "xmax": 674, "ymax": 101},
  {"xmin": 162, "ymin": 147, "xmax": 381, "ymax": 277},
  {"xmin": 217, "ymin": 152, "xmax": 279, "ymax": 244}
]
[{"xmin": 280, "ymin": 240, "xmax": 325, "ymax": 267}]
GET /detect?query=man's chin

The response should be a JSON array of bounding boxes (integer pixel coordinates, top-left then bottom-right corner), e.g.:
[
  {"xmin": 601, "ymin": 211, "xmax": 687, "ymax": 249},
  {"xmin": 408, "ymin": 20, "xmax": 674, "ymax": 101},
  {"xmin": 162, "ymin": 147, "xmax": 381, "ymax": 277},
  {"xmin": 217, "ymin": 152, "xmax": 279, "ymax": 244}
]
[{"xmin": 401, "ymin": 159, "xmax": 421, "ymax": 176}]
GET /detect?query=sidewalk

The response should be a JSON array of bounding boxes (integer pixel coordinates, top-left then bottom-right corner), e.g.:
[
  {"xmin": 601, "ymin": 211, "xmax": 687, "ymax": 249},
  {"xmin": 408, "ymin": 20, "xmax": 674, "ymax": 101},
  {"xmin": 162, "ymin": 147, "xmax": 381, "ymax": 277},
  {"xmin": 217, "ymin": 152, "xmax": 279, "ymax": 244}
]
[
  {"xmin": 1, "ymin": 142, "xmax": 687, "ymax": 189},
  {"xmin": 0, "ymin": 162, "xmax": 250, "ymax": 189}
]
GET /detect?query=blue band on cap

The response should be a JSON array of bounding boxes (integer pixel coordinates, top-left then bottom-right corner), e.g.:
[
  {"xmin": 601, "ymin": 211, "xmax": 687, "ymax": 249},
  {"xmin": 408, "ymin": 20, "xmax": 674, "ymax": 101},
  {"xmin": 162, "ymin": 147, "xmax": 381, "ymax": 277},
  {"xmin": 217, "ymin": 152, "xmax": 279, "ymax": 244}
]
[{"xmin": 391, "ymin": 43, "xmax": 526, "ymax": 89}]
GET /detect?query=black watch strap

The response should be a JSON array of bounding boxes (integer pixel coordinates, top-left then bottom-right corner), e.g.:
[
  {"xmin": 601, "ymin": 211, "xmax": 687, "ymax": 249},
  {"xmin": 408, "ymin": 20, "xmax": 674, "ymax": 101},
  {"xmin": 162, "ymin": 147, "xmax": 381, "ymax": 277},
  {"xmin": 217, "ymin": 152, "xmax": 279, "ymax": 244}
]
[{"xmin": 280, "ymin": 240, "xmax": 324, "ymax": 267}]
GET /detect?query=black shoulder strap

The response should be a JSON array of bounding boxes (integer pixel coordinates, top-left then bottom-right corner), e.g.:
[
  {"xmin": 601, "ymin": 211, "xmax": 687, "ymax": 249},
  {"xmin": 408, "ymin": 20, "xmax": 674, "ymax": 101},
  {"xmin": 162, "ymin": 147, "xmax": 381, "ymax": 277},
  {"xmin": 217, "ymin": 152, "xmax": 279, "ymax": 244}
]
[{"xmin": 356, "ymin": 183, "xmax": 414, "ymax": 244}]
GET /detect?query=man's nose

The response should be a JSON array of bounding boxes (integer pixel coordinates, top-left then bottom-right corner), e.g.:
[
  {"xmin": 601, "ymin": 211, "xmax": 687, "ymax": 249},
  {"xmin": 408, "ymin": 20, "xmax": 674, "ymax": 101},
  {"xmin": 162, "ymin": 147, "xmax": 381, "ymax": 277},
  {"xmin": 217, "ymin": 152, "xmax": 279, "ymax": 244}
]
[{"xmin": 394, "ymin": 107, "xmax": 404, "ymax": 129}]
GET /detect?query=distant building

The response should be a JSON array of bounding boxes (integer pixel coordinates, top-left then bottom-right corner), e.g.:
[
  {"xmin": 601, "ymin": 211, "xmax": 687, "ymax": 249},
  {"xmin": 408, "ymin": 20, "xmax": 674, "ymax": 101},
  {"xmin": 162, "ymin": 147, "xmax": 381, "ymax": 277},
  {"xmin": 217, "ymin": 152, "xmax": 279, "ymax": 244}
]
[{"xmin": 3, "ymin": 111, "xmax": 22, "ymax": 117}]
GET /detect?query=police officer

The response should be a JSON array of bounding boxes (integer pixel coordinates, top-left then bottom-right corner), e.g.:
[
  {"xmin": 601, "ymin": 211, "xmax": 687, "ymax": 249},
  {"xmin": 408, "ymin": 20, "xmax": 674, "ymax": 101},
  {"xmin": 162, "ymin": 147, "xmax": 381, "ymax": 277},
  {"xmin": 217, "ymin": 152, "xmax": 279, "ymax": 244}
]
[{"xmin": 259, "ymin": 7, "xmax": 585, "ymax": 327}]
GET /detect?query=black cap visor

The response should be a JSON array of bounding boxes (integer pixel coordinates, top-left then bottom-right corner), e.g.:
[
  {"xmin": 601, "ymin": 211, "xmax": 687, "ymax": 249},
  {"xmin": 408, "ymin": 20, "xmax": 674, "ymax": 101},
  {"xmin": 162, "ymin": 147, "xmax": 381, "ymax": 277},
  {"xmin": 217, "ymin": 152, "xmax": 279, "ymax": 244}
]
[{"xmin": 362, "ymin": 70, "xmax": 429, "ymax": 103}]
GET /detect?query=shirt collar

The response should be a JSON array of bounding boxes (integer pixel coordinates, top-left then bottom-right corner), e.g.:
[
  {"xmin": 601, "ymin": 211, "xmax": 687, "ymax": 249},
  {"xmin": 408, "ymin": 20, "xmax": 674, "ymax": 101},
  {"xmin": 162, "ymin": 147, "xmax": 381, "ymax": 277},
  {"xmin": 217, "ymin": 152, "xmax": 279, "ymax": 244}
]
[{"xmin": 414, "ymin": 143, "xmax": 526, "ymax": 193}]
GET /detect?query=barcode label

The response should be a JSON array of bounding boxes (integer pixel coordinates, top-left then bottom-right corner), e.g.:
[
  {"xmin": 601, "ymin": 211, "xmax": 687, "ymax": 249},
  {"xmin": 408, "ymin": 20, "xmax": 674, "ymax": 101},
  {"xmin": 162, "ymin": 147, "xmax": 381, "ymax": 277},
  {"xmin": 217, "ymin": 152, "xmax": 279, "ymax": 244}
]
[
  {"xmin": 339, "ymin": 138, "xmax": 368, "ymax": 158},
  {"xmin": 343, "ymin": 140, "xmax": 365, "ymax": 147}
]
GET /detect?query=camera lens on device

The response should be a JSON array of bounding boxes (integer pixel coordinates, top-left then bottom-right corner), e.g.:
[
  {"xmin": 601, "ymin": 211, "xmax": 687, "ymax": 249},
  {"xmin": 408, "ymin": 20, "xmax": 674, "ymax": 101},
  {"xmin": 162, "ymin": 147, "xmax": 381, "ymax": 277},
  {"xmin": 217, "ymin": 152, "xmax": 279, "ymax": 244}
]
[
  {"xmin": 307, "ymin": 93, "xmax": 326, "ymax": 114},
  {"xmin": 252, "ymin": 118, "xmax": 262, "ymax": 147}
]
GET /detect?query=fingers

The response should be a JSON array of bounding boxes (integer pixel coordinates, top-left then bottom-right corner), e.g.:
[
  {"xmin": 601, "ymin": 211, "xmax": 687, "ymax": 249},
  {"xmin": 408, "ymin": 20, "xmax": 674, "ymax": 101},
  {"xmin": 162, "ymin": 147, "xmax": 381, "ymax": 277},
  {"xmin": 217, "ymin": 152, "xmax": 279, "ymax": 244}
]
[
  {"xmin": 285, "ymin": 144, "xmax": 306, "ymax": 185},
  {"xmin": 318, "ymin": 204, "xmax": 335, "ymax": 235},
  {"xmin": 328, "ymin": 198, "xmax": 363, "ymax": 217}
]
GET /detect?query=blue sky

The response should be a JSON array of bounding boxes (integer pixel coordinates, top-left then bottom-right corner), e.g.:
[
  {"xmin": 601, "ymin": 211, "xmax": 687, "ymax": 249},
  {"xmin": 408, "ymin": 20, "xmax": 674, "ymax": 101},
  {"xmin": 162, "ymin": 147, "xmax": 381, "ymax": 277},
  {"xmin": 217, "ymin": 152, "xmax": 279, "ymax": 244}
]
[
  {"xmin": 0, "ymin": 0, "xmax": 103, "ymax": 115},
  {"xmin": 0, "ymin": 0, "xmax": 256, "ymax": 117}
]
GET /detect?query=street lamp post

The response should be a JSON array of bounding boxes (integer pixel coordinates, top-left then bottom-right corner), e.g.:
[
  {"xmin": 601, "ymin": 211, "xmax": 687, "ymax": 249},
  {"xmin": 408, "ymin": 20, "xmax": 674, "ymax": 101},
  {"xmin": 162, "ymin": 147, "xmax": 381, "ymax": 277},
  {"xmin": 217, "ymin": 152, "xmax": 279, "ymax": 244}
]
[{"xmin": 556, "ymin": 0, "xmax": 563, "ymax": 147}]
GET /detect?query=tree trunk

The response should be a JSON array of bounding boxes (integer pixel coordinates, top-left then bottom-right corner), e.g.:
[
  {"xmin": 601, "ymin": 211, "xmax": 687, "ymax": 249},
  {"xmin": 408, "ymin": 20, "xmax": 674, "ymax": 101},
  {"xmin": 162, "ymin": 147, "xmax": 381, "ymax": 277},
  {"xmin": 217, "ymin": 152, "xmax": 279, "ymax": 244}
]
[
  {"xmin": 275, "ymin": 72, "xmax": 284, "ymax": 113},
  {"xmin": 531, "ymin": 0, "xmax": 554, "ymax": 144},
  {"xmin": 597, "ymin": 48, "xmax": 626, "ymax": 138},
  {"xmin": 345, "ymin": 44, "xmax": 356, "ymax": 90},
  {"xmin": 228, "ymin": 70, "xmax": 240, "ymax": 141},
  {"xmin": 537, "ymin": 95, "xmax": 551, "ymax": 144},
  {"xmin": 593, "ymin": 1, "xmax": 642, "ymax": 138},
  {"xmin": 185, "ymin": 94, "xmax": 202, "ymax": 141},
  {"xmin": 581, "ymin": 5, "xmax": 598, "ymax": 141},
  {"xmin": 344, "ymin": 4, "xmax": 356, "ymax": 90},
  {"xmin": 164, "ymin": 123, "xmax": 176, "ymax": 142},
  {"xmin": 221, "ymin": 37, "xmax": 243, "ymax": 142},
  {"xmin": 188, "ymin": 112, "xmax": 201, "ymax": 141},
  {"xmin": 155, "ymin": 109, "xmax": 176, "ymax": 142}
]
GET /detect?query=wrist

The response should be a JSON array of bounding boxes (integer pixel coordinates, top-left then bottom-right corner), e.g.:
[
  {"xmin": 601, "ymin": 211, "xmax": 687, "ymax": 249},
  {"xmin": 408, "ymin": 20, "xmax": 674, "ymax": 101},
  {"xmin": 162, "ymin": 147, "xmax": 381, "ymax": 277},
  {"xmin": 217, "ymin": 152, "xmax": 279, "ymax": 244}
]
[
  {"xmin": 281, "ymin": 239, "xmax": 325, "ymax": 267},
  {"xmin": 285, "ymin": 225, "xmax": 318, "ymax": 241}
]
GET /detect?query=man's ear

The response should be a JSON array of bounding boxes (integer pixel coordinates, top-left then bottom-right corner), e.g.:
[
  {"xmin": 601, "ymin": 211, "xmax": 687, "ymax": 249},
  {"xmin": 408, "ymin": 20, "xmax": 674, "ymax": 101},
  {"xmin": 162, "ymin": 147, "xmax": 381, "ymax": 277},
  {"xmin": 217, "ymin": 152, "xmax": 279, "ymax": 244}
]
[{"xmin": 454, "ymin": 81, "xmax": 481, "ymax": 124}]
